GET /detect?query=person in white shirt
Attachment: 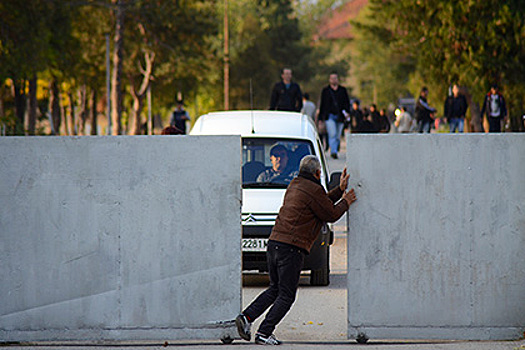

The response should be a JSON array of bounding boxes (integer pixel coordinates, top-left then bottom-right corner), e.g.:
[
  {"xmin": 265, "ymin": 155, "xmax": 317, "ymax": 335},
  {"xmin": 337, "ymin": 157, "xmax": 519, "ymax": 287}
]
[
  {"xmin": 301, "ymin": 93, "xmax": 316, "ymax": 123},
  {"xmin": 395, "ymin": 106, "xmax": 414, "ymax": 133}
]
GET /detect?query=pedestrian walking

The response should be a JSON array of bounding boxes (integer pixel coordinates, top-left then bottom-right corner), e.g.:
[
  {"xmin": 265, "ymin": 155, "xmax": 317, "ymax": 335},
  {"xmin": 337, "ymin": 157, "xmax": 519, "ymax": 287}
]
[
  {"xmin": 481, "ymin": 84, "xmax": 508, "ymax": 133},
  {"xmin": 269, "ymin": 68, "xmax": 303, "ymax": 112},
  {"xmin": 235, "ymin": 156, "xmax": 357, "ymax": 345},
  {"xmin": 395, "ymin": 106, "xmax": 414, "ymax": 133},
  {"xmin": 301, "ymin": 93, "xmax": 316, "ymax": 122},
  {"xmin": 347, "ymin": 100, "xmax": 363, "ymax": 133},
  {"xmin": 170, "ymin": 99, "xmax": 190, "ymax": 134},
  {"xmin": 415, "ymin": 87, "xmax": 437, "ymax": 133},
  {"xmin": 319, "ymin": 72, "xmax": 350, "ymax": 159},
  {"xmin": 444, "ymin": 84, "xmax": 468, "ymax": 133},
  {"xmin": 315, "ymin": 108, "xmax": 329, "ymax": 151},
  {"xmin": 378, "ymin": 108, "xmax": 391, "ymax": 133}
]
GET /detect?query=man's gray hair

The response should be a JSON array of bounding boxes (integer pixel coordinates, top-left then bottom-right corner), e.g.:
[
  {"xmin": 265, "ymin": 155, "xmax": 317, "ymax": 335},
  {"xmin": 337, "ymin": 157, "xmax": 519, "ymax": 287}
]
[{"xmin": 299, "ymin": 155, "xmax": 321, "ymax": 175}]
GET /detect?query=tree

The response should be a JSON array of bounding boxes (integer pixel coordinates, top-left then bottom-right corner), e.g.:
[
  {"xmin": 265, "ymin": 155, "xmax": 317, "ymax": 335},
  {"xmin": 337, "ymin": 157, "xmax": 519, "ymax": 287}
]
[
  {"xmin": 359, "ymin": 0, "xmax": 525, "ymax": 131},
  {"xmin": 228, "ymin": 0, "xmax": 320, "ymax": 109},
  {"xmin": 1, "ymin": 0, "xmax": 337, "ymax": 135},
  {"xmin": 110, "ymin": 0, "xmax": 125, "ymax": 135},
  {"xmin": 121, "ymin": 0, "xmax": 219, "ymax": 134}
]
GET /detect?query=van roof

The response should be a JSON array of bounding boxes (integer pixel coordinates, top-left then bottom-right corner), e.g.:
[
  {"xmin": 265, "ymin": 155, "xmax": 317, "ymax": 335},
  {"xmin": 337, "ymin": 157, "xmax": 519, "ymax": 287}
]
[{"xmin": 190, "ymin": 110, "xmax": 317, "ymax": 139}]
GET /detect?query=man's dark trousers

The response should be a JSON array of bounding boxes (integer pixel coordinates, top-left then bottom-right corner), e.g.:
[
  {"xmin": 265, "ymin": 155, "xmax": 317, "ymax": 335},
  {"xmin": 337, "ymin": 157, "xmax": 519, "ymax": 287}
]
[
  {"xmin": 243, "ymin": 240, "xmax": 304, "ymax": 336},
  {"xmin": 488, "ymin": 117, "xmax": 502, "ymax": 132}
]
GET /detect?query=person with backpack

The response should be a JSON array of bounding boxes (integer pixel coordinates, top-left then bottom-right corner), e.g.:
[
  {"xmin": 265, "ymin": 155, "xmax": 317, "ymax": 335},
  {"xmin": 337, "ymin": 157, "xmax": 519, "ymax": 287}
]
[{"xmin": 481, "ymin": 84, "xmax": 507, "ymax": 132}]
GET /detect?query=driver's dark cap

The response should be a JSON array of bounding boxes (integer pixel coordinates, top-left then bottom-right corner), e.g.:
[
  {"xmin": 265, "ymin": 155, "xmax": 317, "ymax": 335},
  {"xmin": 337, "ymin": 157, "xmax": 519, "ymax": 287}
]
[{"xmin": 270, "ymin": 144, "xmax": 288, "ymax": 157}]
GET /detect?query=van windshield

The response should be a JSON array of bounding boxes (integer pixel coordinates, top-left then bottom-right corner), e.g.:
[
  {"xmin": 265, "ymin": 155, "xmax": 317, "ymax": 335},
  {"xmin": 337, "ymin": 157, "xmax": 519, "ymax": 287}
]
[{"xmin": 242, "ymin": 138, "xmax": 314, "ymax": 188}]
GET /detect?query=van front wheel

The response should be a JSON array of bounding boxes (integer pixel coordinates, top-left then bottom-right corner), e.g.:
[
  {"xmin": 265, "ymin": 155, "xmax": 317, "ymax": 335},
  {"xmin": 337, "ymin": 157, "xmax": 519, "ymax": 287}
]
[{"xmin": 310, "ymin": 250, "xmax": 329, "ymax": 286}]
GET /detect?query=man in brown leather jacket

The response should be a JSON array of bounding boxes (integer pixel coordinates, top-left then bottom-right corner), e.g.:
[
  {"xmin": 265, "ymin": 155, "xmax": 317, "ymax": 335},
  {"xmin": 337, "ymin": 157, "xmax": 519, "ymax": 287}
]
[{"xmin": 236, "ymin": 155, "xmax": 357, "ymax": 345}]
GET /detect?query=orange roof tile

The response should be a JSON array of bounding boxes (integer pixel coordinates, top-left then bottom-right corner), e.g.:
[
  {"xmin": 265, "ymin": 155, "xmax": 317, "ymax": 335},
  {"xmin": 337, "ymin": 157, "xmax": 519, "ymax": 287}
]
[{"xmin": 316, "ymin": 0, "xmax": 368, "ymax": 40}]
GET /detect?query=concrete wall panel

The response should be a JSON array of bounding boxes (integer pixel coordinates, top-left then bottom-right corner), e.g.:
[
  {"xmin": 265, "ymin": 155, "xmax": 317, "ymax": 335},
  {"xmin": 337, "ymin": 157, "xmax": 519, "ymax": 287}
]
[
  {"xmin": 0, "ymin": 136, "xmax": 241, "ymax": 341},
  {"xmin": 347, "ymin": 134, "xmax": 525, "ymax": 341}
]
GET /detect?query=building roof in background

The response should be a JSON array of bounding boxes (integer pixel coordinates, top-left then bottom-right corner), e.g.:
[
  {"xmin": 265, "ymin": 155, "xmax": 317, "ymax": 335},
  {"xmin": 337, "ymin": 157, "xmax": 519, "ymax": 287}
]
[{"xmin": 315, "ymin": 0, "xmax": 368, "ymax": 40}]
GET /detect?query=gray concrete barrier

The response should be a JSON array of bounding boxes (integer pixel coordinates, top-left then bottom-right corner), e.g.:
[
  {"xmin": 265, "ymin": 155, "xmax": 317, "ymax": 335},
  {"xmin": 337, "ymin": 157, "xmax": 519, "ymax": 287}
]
[
  {"xmin": 0, "ymin": 136, "xmax": 241, "ymax": 342},
  {"xmin": 347, "ymin": 133, "xmax": 525, "ymax": 341}
]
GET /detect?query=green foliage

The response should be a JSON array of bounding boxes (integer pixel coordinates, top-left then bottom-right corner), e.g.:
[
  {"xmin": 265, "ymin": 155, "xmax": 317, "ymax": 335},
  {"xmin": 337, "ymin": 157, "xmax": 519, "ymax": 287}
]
[
  {"xmin": 0, "ymin": 0, "xmax": 80, "ymax": 133},
  {"xmin": 358, "ymin": 0, "xmax": 525, "ymax": 127},
  {"xmin": 1, "ymin": 0, "xmax": 364, "ymax": 133},
  {"xmin": 351, "ymin": 5, "xmax": 415, "ymax": 108},
  {"xmin": 123, "ymin": 0, "xmax": 220, "ymax": 118},
  {"xmin": 228, "ymin": 0, "xmax": 314, "ymax": 109}
]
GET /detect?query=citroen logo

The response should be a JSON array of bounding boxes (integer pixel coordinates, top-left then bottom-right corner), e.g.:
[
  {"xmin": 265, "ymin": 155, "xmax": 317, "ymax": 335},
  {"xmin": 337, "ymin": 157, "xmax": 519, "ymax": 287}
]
[{"xmin": 245, "ymin": 214, "xmax": 256, "ymax": 223}]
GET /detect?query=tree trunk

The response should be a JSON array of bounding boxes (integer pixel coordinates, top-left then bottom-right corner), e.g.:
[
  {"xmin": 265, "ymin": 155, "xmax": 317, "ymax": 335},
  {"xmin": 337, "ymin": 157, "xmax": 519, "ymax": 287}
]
[
  {"xmin": 67, "ymin": 92, "xmax": 76, "ymax": 135},
  {"xmin": 0, "ymin": 87, "xmax": 5, "ymax": 135},
  {"xmin": 49, "ymin": 80, "xmax": 61, "ymax": 135},
  {"xmin": 61, "ymin": 103, "xmax": 68, "ymax": 135},
  {"xmin": 12, "ymin": 79, "xmax": 26, "ymax": 135},
  {"xmin": 90, "ymin": 89, "xmax": 98, "ymax": 135},
  {"xmin": 130, "ymin": 50, "xmax": 155, "ymax": 135},
  {"xmin": 130, "ymin": 93, "xmax": 145, "ymax": 135},
  {"xmin": 111, "ymin": 0, "xmax": 125, "ymax": 135},
  {"xmin": 25, "ymin": 75, "xmax": 37, "ymax": 135},
  {"xmin": 77, "ymin": 85, "xmax": 88, "ymax": 135}
]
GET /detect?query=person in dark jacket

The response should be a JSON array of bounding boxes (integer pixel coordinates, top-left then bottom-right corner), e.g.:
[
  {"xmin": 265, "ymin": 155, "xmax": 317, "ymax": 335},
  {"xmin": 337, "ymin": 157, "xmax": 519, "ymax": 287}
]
[
  {"xmin": 235, "ymin": 155, "xmax": 357, "ymax": 345},
  {"xmin": 481, "ymin": 84, "xmax": 508, "ymax": 132},
  {"xmin": 269, "ymin": 68, "xmax": 303, "ymax": 112},
  {"xmin": 444, "ymin": 84, "xmax": 468, "ymax": 133},
  {"xmin": 378, "ymin": 108, "xmax": 391, "ymax": 133},
  {"xmin": 415, "ymin": 86, "xmax": 437, "ymax": 133},
  {"xmin": 347, "ymin": 100, "xmax": 363, "ymax": 133},
  {"xmin": 359, "ymin": 113, "xmax": 376, "ymax": 133},
  {"xmin": 319, "ymin": 72, "xmax": 351, "ymax": 159},
  {"xmin": 169, "ymin": 99, "xmax": 190, "ymax": 134},
  {"xmin": 369, "ymin": 104, "xmax": 391, "ymax": 133}
]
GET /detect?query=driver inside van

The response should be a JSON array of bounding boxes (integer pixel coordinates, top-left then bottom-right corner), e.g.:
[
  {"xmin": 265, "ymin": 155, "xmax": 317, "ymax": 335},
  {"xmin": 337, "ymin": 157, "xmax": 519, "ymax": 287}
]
[{"xmin": 256, "ymin": 144, "xmax": 298, "ymax": 184}]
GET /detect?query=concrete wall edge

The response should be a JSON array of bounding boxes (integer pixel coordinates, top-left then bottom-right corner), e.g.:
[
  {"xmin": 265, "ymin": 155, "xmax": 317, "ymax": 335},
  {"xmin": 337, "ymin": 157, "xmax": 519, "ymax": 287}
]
[
  {"xmin": 348, "ymin": 325, "xmax": 525, "ymax": 341},
  {"xmin": 0, "ymin": 326, "xmax": 237, "ymax": 342}
]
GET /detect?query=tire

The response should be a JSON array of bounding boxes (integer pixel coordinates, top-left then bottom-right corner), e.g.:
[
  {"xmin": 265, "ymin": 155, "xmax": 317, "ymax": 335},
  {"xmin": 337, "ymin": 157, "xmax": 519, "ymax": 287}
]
[{"xmin": 310, "ymin": 249, "xmax": 330, "ymax": 286}]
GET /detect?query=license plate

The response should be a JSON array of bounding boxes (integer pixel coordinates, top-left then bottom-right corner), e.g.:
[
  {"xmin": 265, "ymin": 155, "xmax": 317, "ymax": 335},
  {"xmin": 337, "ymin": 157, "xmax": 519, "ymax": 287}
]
[{"xmin": 242, "ymin": 238, "xmax": 268, "ymax": 252}]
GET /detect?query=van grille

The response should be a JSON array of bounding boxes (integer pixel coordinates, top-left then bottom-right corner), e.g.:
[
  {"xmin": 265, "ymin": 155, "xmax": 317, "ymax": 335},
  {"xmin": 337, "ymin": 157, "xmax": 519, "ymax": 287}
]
[{"xmin": 242, "ymin": 225, "xmax": 273, "ymax": 238}]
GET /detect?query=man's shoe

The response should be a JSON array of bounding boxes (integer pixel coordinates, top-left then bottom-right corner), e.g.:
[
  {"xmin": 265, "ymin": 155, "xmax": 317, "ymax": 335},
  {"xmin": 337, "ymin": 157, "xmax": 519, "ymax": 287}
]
[
  {"xmin": 255, "ymin": 332, "xmax": 282, "ymax": 345},
  {"xmin": 235, "ymin": 314, "xmax": 251, "ymax": 341},
  {"xmin": 330, "ymin": 153, "xmax": 338, "ymax": 159}
]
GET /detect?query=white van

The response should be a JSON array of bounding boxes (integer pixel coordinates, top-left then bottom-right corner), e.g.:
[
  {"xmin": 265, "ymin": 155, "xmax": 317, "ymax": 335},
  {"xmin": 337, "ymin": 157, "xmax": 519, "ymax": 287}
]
[{"xmin": 190, "ymin": 111, "xmax": 342, "ymax": 285}]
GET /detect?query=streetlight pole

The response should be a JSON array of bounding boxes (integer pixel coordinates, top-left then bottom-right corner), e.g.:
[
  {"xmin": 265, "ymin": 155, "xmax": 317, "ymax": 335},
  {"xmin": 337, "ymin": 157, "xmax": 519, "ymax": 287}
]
[{"xmin": 224, "ymin": 0, "xmax": 229, "ymax": 110}]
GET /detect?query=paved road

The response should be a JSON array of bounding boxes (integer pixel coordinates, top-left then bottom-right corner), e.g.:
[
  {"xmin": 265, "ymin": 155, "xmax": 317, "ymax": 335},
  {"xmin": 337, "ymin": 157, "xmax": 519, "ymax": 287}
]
[
  {"xmin": 5, "ymin": 340, "xmax": 524, "ymax": 349},
  {"xmin": 242, "ymin": 232, "xmax": 348, "ymax": 342},
  {"xmin": 241, "ymin": 139, "xmax": 350, "ymax": 342}
]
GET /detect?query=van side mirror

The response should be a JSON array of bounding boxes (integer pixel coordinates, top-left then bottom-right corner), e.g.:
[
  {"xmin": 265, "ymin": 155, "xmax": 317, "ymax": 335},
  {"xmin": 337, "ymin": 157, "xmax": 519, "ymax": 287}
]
[{"xmin": 328, "ymin": 171, "xmax": 342, "ymax": 191}]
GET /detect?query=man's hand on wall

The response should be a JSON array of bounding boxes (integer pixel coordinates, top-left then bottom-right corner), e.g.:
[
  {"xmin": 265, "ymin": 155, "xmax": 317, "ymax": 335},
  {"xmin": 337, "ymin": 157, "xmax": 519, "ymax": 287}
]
[
  {"xmin": 343, "ymin": 188, "xmax": 357, "ymax": 206},
  {"xmin": 339, "ymin": 167, "xmax": 350, "ymax": 191}
]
